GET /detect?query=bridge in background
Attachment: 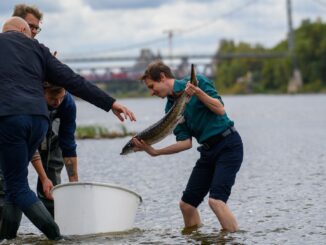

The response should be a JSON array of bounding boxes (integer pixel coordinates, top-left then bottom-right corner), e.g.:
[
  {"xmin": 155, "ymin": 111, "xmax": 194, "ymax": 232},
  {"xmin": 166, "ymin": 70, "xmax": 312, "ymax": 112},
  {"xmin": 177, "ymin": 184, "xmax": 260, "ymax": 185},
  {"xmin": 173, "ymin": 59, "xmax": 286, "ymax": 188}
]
[{"xmin": 63, "ymin": 50, "xmax": 289, "ymax": 83}]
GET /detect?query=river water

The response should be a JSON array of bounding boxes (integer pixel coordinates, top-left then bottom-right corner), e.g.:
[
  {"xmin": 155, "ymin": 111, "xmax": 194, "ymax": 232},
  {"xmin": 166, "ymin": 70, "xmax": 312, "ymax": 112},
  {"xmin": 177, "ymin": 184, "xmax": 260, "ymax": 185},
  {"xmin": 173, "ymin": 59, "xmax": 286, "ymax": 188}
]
[{"xmin": 8, "ymin": 95, "xmax": 326, "ymax": 244}]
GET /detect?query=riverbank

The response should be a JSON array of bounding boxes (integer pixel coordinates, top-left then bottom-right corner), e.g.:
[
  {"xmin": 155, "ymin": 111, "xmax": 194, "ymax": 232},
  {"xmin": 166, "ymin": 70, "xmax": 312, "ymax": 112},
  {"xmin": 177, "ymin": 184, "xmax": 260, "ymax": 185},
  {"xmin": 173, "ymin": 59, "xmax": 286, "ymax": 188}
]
[{"xmin": 76, "ymin": 125, "xmax": 136, "ymax": 139}]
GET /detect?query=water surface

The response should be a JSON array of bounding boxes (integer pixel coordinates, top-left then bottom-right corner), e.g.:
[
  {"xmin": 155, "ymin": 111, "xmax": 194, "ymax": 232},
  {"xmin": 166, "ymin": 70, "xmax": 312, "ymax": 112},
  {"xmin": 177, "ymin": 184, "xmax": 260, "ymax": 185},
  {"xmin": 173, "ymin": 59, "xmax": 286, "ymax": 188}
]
[{"xmin": 9, "ymin": 95, "xmax": 326, "ymax": 244}]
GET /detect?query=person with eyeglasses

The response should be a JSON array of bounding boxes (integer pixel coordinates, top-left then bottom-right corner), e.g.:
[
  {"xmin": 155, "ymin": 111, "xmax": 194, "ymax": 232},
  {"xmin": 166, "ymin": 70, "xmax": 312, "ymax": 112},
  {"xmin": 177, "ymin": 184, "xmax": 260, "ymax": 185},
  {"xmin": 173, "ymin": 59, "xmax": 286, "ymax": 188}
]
[
  {"xmin": 12, "ymin": 3, "xmax": 77, "ymax": 214},
  {"xmin": 11, "ymin": 3, "xmax": 80, "ymax": 219},
  {"xmin": 0, "ymin": 16, "xmax": 136, "ymax": 240},
  {"xmin": 12, "ymin": 4, "xmax": 42, "ymax": 38},
  {"xmin": 0, "ymin": 4, "xmax": 57, "ymax": 234}
]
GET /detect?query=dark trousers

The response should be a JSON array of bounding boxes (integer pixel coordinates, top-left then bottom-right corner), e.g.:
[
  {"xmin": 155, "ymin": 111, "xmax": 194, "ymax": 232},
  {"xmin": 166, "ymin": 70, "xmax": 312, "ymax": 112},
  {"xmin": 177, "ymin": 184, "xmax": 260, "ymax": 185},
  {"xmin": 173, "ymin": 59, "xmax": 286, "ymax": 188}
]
[
  {"xmin": 0, "ymin": 115, "xmax": 48, "ymax": 210},
  {"xmin": 182, "ymin": 131, "xmax": 243, "ymax": 207}
]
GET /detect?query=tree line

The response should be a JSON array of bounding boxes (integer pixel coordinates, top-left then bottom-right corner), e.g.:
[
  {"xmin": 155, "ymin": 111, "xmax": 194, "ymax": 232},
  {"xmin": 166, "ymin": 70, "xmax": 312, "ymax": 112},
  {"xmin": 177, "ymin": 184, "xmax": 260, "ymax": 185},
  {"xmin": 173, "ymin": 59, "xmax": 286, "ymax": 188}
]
[{"xmin": 215, "ymin": 18, "xmax": 326, "ymax": 94}]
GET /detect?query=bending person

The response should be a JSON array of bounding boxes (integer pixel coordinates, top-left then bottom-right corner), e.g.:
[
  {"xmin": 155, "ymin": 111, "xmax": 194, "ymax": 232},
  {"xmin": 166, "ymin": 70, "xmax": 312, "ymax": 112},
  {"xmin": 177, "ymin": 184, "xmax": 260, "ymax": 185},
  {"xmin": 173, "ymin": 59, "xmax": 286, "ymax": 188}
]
[
  {"xmin": 31, "ymin": 83, "xmax": 79, "ymax": 217},
  {"xmin": 133, "ymin": 61, "xmax": 243, "ymax": 232}
]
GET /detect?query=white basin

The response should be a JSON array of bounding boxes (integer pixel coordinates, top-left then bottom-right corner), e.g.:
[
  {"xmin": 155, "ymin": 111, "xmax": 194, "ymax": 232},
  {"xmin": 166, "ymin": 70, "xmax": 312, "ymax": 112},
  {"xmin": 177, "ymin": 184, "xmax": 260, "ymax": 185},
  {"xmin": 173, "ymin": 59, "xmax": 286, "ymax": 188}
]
[{"xmin": 52, "ymin": 182, "xmax": 142, "ymax": 235}]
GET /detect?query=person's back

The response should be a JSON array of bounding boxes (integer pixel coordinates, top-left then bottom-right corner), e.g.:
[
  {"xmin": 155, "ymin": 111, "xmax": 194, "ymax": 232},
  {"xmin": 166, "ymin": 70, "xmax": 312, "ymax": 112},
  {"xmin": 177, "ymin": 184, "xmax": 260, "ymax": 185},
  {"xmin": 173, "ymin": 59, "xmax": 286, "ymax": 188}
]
[
  {"xmin": 0, "ymin": 31, "xmax": 48, "ymax": 117},
  {"xmin": 0, "ymin": 18, "xmax": 61, "ymax": 240}
]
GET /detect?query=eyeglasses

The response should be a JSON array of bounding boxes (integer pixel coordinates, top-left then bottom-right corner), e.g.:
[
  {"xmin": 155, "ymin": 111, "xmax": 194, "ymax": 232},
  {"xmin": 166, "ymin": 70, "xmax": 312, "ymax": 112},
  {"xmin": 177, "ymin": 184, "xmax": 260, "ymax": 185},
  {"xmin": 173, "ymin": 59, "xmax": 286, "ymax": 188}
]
[{"xmin": 28, "ymin": 23, "xmax": 42, "ymax": 34}]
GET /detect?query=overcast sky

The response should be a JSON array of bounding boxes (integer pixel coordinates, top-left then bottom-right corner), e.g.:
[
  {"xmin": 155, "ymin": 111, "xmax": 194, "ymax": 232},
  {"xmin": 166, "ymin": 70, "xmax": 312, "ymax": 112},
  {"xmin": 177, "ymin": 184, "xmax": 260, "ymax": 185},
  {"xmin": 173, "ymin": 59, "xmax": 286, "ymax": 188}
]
[{"xmin": 0, "ymin": 0, "xmax": 324, "ymax": 59}]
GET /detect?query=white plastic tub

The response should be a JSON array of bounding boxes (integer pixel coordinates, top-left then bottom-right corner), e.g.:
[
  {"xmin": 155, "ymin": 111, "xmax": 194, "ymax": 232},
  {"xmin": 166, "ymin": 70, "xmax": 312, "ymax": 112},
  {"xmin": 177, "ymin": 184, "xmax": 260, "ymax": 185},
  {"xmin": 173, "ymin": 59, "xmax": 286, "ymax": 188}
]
[{"xmin": 52, "ymin": 182, "xmax": 142, "ymax": 235}]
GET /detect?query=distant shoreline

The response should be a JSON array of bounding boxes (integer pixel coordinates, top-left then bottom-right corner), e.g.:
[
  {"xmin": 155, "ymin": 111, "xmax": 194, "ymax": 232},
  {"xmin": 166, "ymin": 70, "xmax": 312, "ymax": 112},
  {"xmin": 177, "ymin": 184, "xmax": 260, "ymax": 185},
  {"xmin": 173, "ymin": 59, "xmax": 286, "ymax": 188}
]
[{"xmin": 76, "ymin": 125, "xmax": 135, "ymax": 139}]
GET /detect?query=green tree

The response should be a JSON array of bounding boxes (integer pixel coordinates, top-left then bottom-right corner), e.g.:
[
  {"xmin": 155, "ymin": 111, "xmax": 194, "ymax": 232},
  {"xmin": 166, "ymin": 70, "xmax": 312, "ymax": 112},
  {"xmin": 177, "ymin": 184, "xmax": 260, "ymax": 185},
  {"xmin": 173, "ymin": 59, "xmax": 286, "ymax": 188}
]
[{"xmin": 214, "ymin": 18, "xmax": 326, "ymax": 93}]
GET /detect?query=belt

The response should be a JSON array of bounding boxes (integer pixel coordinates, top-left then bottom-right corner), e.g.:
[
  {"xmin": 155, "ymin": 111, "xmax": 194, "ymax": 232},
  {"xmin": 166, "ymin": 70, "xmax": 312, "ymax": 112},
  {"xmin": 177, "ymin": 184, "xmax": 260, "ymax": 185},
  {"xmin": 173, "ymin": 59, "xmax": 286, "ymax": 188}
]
[{"xmin": 202, "ymin": 126, "xmax": 237, "ymax": 150}]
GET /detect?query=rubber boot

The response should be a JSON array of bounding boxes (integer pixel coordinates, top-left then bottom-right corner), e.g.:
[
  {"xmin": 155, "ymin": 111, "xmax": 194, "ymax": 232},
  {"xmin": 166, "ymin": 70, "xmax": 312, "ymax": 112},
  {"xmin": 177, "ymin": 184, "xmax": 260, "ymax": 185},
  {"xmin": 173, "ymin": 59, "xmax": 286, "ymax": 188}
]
[
  {"xmin": 0, "ymin": 203, "xmax": 22, "ymax": 240},
  {"xmin": 23, "ymin": 201, "xmax": 61, "ymax": 240},
  {"xmin": 39, "ymin": 197, "xmax": 54, "ymax": 218},
  {"xmin": 0, "ymin": 172, "xmax": 5, "ymax": 221}
]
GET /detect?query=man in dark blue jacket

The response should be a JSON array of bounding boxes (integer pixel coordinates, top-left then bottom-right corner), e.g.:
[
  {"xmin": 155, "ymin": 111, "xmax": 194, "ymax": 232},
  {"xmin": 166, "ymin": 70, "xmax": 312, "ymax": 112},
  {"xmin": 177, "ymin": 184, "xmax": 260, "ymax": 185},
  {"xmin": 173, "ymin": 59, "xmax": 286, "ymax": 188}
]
[
  {"xmin": 0, "ymin": 17, "xmax": 136, "ymax": 240},
  {"xmin": 11, "ymin": 2, "xmax": 77, "ymax": 219},
  {"xmin": 0, "ymin": 3, "xmax": 44, "ymax": 223}
]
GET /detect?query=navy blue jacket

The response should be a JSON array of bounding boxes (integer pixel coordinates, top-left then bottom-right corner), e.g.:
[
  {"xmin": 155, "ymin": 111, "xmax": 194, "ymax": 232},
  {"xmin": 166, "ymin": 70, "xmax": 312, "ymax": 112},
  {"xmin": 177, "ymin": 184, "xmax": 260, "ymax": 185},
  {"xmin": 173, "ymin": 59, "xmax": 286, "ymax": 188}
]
[
  {"xmin": 51, "ymin": 92, "xmax": 77, "ymax": 158},
  {"xmin": 0, "ymin": 31, "xmax": 115, "ymax": 118}
]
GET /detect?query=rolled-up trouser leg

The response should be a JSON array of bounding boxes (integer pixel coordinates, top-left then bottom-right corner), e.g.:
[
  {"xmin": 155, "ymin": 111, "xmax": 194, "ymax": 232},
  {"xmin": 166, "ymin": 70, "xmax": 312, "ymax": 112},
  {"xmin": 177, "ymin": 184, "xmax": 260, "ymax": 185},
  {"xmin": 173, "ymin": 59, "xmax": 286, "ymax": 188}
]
[
  {"xmin": 0, "ymin": 203, "xmax": 22, "ymax": 239},
  {"xmin": 23, "ymin": 201, "xmax": 61, "ymax": 240}
]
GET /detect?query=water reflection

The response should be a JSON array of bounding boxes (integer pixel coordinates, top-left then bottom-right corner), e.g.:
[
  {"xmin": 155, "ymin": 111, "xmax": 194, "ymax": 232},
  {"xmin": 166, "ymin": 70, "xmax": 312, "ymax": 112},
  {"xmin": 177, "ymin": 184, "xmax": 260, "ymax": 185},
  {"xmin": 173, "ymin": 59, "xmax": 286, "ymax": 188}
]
[{"xmin": 183, "ymin": 229, "xmax": 240, "ymax": 245}]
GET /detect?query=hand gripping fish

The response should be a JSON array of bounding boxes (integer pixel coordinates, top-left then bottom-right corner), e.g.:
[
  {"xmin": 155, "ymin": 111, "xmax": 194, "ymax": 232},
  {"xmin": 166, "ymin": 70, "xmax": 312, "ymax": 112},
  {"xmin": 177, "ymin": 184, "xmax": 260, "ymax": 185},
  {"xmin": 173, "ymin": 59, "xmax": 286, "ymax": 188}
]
[{"xmin": 120, "ymin": 64, "xmax": 198, "ymax": 155}]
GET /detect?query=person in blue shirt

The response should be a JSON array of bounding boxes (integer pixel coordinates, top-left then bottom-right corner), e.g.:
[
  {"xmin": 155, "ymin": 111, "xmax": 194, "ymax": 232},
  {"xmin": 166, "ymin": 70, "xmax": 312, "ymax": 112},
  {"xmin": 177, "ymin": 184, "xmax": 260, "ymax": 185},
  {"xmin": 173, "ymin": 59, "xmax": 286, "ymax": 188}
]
[
  {"xmin": 133, "ymin": 61, "xmax": 243, "ymax": 232},
  {"xmin": 31, "ymin": 82, "xmax": 78, "ymax": 217},
  {"xmin": 0, "ymin": 17, "xmax": 136, "ymax": 240}
]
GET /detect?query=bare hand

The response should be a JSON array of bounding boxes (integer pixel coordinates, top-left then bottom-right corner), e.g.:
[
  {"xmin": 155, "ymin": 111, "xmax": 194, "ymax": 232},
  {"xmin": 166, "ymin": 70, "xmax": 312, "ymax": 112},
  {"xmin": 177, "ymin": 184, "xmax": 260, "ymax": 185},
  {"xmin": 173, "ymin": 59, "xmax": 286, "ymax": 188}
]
[
  {"xmin": 185, "ymin": 82, "xmax": 200, "ymax": 97},
  {"xmin": 42, "ymin": 178, "xmax": 54, "ymax": 200},
  {"xmin": 112, "ymin": 102, "xmax": 136, "ymax": 122},
  {"xmin": 132, "ymin": 138, "xmax": 158, "ymax": 156}
]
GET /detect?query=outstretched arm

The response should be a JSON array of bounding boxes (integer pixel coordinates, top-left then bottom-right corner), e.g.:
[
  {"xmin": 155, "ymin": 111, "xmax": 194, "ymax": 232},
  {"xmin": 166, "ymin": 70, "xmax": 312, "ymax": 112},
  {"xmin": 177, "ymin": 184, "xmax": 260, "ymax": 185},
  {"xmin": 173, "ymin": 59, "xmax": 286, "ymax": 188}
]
[
  {"xmin": 132, "ymin": 138, "xmax": 192, "ymax": 157},
  {"xmin": 112, "ymin": 102, "xmax": 136, "ymax": 122},
  {"xmin": 44, "ymin": 50, "xmax": 137, "ymax": 122}
]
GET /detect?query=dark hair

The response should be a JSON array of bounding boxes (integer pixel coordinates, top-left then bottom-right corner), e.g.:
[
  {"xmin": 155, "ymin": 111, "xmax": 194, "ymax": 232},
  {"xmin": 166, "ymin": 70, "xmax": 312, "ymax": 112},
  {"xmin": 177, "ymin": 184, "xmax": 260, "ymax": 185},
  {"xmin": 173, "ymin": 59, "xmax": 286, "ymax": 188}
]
[
  {"xmin": 140, "ymin": 60, "xmax": 175, "ymax": 82},
  {"xmin": 12, "ymin": 4, "xmax": 43, "ymax": 21},
  {"xmin": 43, "ymin": 82, "xmax": 65, "ymax": 95}
]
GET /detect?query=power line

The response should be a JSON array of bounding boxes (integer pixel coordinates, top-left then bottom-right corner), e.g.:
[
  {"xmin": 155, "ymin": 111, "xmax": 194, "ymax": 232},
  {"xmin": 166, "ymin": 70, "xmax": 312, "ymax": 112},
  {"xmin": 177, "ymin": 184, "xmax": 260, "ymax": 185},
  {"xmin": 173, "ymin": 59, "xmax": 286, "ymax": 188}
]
[
  {"xmin": 74, "ymin": 0, "xmax": 259, "ymax": 56},
  {"xmin": 180, "ymin": 0, "xmax": 259, "ymax": 35},
  {"xmin": 72, "ymin": 37, "xmax": 167, "ymax": 56}
]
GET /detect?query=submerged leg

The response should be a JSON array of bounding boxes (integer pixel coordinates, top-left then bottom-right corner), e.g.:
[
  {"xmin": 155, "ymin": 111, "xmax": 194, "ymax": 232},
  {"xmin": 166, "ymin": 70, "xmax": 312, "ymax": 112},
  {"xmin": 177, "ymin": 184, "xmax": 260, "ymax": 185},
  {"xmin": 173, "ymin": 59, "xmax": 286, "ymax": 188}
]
[
  {"xmin": 208, "ymin": 198, "xmax": 238, "ymax": 232},
  {"xmin": 179, "ymin": 200, "xmax": 202, "ymax": 228}
]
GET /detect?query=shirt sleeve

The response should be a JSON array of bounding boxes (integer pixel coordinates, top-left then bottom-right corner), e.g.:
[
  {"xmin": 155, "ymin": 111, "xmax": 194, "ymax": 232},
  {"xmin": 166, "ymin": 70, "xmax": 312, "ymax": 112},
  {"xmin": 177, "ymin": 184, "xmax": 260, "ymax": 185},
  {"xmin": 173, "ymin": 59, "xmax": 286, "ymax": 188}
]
[
  {"xmin": 57, "ymin": 93, "xmax": 77, "ymax": 157},
  {"xmin": 198, "ymin": 75, "xmax": 224, "ymax": 105},
  {"xmin": 173, "ymin": 122, "xmax": 192, "ymax": 141},
  {"xmin": 42, "ymin": 44, "xmax": 116, "ymax": 112}
]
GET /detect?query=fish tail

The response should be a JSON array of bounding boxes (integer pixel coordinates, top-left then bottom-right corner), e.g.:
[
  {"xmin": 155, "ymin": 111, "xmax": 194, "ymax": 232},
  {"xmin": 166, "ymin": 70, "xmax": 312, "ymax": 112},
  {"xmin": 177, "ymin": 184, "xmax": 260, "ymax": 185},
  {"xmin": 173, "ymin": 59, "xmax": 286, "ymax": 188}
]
[{"xmin": 190, "ymin": 64, "xmax": 198, "ymax": 86}]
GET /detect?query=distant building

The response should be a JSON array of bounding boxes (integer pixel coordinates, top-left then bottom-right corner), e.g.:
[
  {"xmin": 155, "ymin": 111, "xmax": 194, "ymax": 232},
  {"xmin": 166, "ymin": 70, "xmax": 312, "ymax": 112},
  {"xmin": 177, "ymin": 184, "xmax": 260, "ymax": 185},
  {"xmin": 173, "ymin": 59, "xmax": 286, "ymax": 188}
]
[{"xmin": 132, "ymin": 49, "xmax": 162, "ymax": 72}]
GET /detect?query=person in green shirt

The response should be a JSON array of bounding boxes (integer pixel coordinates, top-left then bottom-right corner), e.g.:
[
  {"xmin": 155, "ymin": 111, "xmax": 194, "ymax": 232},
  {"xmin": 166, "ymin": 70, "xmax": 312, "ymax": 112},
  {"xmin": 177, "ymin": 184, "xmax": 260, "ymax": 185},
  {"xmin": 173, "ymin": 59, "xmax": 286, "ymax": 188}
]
[{"xmin": 133, "ymin": 61, "xmax": 243, "ymax": 232}]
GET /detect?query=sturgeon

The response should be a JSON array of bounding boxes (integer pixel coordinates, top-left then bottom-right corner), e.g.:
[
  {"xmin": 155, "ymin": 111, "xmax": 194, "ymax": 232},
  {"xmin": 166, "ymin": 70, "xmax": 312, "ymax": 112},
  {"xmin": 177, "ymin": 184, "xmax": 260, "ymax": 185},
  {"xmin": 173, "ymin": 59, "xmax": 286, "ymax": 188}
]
[{"xmin": 120, "ymin": 64, "xmax": 198, "ymax": 155}]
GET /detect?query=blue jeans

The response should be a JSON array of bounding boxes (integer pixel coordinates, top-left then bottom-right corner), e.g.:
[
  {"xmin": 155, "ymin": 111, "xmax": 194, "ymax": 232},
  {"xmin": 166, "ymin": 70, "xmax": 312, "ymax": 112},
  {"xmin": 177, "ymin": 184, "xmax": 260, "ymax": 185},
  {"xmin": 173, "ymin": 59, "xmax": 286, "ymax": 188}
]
[{"xmin": 0, "ymin": 115, "xmax": 48, "ymax": 211}]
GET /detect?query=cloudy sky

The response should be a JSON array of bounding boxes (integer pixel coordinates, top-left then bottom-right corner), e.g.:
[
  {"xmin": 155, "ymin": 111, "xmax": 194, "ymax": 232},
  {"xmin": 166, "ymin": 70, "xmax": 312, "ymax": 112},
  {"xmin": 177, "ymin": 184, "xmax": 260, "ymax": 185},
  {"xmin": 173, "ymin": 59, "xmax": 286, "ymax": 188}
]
[{"xmin": 0, "ymin": 0, "xmax": 324, "ymax": 60}]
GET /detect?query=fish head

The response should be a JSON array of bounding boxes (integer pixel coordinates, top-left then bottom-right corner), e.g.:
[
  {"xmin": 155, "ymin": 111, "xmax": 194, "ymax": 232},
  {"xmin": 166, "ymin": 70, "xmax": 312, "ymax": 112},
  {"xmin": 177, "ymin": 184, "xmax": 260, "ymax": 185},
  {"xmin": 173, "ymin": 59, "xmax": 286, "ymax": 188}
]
[{"xmin": 120, "ymin": 140, "xmax": 136, "ymax": 155}]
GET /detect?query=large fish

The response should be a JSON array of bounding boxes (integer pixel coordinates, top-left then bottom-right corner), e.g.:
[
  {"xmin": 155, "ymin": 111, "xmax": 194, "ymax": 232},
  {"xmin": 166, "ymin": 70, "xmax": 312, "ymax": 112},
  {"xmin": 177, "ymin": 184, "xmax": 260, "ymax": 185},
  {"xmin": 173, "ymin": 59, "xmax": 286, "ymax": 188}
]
[{"xmin": 120, "ymin": 64, "xmax": 198, "ymax": 155}]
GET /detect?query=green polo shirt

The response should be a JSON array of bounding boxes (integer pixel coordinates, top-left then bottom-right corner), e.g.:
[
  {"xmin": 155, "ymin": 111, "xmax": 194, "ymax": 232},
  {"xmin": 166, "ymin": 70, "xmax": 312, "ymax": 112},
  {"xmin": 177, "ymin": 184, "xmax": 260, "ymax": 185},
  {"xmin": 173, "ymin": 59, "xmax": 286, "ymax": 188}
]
[{"xmin": 165, "ymin": 74, "xmax": 234, "ymax": 144}]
